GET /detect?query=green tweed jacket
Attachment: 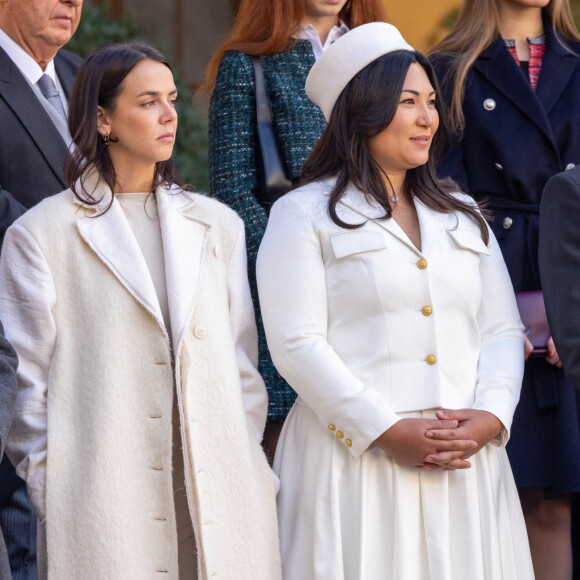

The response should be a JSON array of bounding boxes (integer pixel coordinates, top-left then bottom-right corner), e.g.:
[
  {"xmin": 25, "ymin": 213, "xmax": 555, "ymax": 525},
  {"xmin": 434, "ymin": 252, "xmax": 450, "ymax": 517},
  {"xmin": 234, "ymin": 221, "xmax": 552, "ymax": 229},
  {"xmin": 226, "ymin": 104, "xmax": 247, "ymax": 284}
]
[{"xmin": 209, "ymin": 41, "xmax": 326, "ymax": 422}]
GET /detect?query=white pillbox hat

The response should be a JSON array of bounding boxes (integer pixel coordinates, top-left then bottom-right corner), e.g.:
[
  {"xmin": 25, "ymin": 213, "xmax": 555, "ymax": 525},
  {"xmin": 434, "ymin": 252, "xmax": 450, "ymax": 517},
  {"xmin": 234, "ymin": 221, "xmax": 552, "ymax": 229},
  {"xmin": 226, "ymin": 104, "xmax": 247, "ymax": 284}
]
[{"xmin": 306, "ymin": 22, "xmax": 414, "ymax": 121}]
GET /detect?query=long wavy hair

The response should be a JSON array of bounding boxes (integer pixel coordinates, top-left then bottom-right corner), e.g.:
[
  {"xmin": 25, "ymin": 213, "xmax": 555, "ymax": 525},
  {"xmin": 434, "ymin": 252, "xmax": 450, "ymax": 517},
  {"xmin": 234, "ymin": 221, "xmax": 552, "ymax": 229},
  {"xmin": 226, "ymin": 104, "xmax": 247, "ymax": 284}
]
[
  {"xmin": 429, "ymin": 0, "xmax": 580, "ymax": 133},
  {"xmin": 201, "ymin": 0, "xmax": 386, "ymax": 93},
  {"xmin": 299, "ymin": 50, "xmax": 490, "ymax": 243},
  {"xmin": 65, "ymin": 43, "xmax": 181, "ymax": 212}
]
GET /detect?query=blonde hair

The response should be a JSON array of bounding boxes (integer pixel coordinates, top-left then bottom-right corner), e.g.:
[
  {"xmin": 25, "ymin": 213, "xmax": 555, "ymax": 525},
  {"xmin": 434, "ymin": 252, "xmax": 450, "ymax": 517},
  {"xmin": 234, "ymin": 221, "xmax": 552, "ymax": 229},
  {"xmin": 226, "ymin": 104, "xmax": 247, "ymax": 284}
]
[{"xmin": 429, "ymin": 0, "xmax": 580, "ymax": 133}]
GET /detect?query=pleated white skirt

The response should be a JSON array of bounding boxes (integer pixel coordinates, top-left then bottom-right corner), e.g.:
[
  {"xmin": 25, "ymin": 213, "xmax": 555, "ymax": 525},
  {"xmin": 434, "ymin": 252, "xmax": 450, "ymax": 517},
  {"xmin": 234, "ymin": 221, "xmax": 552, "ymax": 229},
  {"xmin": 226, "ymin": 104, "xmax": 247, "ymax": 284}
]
[{"xmin": 273, "ymin": 399, "xmax": 535, "ymax": 580}]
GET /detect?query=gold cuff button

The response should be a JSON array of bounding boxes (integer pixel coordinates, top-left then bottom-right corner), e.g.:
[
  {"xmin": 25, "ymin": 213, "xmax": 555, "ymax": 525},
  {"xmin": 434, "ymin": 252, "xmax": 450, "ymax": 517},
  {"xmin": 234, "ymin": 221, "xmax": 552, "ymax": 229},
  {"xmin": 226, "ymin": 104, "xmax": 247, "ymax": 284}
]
[
  {"xmin": 425, "ymin": 354, "xmax": 437, "ymax": 365},
  {"xmin": 328, "ymin": 424, "xmax": 336, "ymax": 431},
  {"xmin": 336, "ymin": 431, "xmax": 344, "ymax": 439},
  {"xmin": 421, "ymin": 305, "xmax": 433, "ymax": 316},
  {"xmin": 416, "ymin": 258, "xmax": 428, "ymax": 270},
  {"xmin": 345, "ymin": 439, "xmax": 352, "ymax": 448}
]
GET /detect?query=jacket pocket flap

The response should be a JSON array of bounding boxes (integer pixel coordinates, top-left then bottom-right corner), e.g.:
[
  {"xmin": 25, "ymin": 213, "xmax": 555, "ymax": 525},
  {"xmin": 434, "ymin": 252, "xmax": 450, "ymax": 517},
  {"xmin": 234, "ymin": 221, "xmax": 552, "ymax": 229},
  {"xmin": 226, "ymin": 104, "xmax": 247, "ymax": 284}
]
[
  {"xmin": 447, "ymin": 228, "xmax": 490, "ymax": 255},
  {"xmin": 330, "ymin": 231, "xmax": 386, "ymax": 259}
]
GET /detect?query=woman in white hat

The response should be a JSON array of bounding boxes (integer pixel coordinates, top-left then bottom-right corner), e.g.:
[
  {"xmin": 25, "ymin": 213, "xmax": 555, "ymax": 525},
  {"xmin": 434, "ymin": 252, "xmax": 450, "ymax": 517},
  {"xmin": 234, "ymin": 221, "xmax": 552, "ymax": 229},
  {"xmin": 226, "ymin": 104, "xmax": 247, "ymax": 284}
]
[{"xmin": 257, "ymin": 23, "xmax": 534, "ymax": 579}]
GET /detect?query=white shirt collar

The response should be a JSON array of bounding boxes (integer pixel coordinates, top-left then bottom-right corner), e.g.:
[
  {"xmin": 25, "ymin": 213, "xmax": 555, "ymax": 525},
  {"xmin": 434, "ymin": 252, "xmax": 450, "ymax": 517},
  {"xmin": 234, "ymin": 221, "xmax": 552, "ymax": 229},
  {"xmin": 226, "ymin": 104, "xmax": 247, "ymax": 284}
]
[
  {"xmin": 0, "ymin": 27, "xmax": 58, "ymax": 85},
  {"xmin": 293, "ymin": 20, "xmax": 349, "ymax": 61}
]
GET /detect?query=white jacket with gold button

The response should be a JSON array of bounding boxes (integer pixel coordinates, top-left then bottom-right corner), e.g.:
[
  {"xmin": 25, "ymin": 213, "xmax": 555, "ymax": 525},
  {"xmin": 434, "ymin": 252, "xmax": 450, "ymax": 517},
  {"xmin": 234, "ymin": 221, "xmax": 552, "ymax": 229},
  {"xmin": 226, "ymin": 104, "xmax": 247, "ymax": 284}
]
[{"xmin": 257, "ymin": 179, "xmax": 524, "ymax": 458}]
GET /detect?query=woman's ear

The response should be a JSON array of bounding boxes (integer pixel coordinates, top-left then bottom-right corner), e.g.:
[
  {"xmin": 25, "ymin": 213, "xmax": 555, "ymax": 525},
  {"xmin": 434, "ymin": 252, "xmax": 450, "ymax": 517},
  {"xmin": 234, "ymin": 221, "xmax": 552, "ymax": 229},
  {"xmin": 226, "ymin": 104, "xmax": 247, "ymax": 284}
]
[{"xmin": 96, "ymin": 106, "xmax": 111, "ymax": 137}]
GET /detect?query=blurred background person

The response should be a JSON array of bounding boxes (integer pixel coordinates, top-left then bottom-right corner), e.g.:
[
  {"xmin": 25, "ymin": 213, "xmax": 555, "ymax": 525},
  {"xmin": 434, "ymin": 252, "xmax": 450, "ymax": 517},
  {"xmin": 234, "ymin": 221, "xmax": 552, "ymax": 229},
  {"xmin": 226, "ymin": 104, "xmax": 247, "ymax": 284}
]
[
  {"xmin": 0, "ymin": 1, "xmax": 82, "ymax": 578},
  {"xmin": 203, "ymin": 0, "xmax": 386, "ymax": 458},
  {"xmin": 258, "ymin": 23, "xmax": 532, "ymax": 579},
  {"xmin": 0, "ymin": 42, "xmax": 280, "ymax": 580},
  {"xmin": 429, "ymin": 1, "xmax": 580, "ymax": 578}
]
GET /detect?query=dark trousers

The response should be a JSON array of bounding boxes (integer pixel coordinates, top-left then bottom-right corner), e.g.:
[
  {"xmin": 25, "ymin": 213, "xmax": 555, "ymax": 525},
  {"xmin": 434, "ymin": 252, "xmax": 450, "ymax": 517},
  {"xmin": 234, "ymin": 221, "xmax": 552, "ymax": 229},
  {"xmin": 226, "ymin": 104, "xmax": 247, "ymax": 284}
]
[{"xmin": 0, "ymin": 457, "xmax": 37, "ymax": 580}]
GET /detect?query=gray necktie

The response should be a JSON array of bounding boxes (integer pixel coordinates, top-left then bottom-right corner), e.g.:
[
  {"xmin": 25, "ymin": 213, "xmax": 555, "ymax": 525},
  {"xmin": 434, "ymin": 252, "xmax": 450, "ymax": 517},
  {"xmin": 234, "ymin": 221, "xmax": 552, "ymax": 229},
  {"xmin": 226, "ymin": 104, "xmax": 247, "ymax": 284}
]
[{"xmin": 37, "ymin": 74, "xmax": 67, "ymax": 121}]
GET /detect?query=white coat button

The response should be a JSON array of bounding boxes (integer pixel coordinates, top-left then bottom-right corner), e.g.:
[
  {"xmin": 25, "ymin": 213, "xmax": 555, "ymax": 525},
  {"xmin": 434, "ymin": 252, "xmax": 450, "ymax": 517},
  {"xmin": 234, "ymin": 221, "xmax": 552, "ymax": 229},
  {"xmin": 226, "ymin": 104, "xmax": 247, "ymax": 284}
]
[
  {"xmin": 213, "ymin": 245, "xmax": 222, "ymax": 259},
  {"xmin": 566, "ymin": 163, "xmax": 576, "ymax": 171},
  {"xmin": 483, "ymin": 98, "xmax": 496, "ymax": 111},
  {"xmin": 503, "ymin": 217, "xmax": 513, "ymax": 229},
  {"xmin": 494, "ymin": 163, "xmax": 504, "ymax": 171},
  {"xmin": 194, "ymin": 325, "xmax": 207, "ymax": 339}
]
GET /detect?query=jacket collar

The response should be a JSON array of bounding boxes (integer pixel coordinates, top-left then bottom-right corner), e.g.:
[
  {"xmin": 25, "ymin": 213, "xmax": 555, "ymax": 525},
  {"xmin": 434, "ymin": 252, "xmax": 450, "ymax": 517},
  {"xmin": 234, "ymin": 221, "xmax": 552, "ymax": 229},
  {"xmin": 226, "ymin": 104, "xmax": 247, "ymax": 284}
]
[
  {"xmin": 74, "ymin": 175, "xmax": 210, "ymax": 349},
  {"xmin": 0, "ymin": 45, "xmax": 69, "ymax": 188},
  {"xmin": 335, "ymin": 182, "xmax": 453, "ymax": 257},
  {"xmin": 475, "ymin": 15, "xmax": 579, "ymax": 145}
]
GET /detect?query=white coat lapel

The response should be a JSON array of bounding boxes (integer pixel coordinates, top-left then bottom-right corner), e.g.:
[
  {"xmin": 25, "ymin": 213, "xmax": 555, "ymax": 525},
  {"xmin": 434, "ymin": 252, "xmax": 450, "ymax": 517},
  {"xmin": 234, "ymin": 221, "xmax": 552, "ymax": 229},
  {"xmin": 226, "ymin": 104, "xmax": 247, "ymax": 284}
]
[
  {"xmin": 414, "ymin": 199, "xmax": 455, "ymax": 256},
  {"xmin": 156, "ymin": 186, "xmax": 210, "ymax": 350},
  {"xmin": 75, "ymin": 191, "xmax": 164, "ymax": 327}
]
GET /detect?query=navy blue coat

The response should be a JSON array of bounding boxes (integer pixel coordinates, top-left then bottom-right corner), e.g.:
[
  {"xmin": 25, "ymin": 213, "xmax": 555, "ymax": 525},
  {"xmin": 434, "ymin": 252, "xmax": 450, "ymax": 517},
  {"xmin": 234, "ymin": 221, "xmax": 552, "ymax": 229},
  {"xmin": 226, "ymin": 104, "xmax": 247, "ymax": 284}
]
[
  {"xmin": 431, "ymin": 24, "xmax": 580, "ymax": 293},
  {"xmin": 431, "ymin": 21, "xmax": 580, "ymax": 492}
]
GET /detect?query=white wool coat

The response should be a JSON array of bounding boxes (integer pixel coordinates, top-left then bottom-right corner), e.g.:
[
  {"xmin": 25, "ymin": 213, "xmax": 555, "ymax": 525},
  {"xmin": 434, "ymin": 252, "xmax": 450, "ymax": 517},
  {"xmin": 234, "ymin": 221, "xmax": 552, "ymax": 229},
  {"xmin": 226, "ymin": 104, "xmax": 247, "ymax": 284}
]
[{"xmin": 0, "ymin": 181, "xmax": 281, "ymax": 580}]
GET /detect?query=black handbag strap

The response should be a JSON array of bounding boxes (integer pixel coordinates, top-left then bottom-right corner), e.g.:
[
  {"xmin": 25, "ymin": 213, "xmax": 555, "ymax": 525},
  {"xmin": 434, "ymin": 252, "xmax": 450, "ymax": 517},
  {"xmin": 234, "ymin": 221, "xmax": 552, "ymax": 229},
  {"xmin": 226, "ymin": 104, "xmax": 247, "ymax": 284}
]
[{"xmin": 251, "ymin": 57, "xmax": 292, "ymax": 208}]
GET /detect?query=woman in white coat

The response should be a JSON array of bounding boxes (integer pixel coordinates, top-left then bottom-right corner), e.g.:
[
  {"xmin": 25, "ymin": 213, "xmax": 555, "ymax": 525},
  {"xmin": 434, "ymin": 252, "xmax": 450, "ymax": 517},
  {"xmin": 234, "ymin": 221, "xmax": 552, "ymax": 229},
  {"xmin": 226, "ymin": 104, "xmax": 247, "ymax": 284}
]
[
  {"xmin": 257, "ymin": 24, "xmax": 534, "ymax": 579},
  {"xmin": 0, "ymin": 43, "xmax": 281, "ymax": 580}
]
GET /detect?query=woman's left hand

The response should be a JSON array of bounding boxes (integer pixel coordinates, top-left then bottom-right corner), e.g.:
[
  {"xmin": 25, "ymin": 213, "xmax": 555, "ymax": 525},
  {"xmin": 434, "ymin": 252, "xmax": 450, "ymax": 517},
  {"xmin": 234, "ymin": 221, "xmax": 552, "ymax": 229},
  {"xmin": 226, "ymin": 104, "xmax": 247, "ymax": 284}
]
[
  {"xmin": 422, "ymin": 409, "xmax": 503, "ymax": 469},
  {"xmin": 546, "ymin": 336, "xmax": 563, "ymax": 368}
]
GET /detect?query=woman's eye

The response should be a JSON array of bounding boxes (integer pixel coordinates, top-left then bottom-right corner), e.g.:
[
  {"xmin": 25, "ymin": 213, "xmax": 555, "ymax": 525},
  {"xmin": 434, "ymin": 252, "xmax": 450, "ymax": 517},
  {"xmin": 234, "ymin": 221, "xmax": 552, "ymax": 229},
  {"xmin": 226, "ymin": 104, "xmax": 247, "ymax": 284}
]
[
  {"xmin": 428, "ymin": 99, "xmax": 437, "ymax": 106},
  {"xmin": 142, "ymin": 100, "xmax": 155, "ymax": 107},
  {"xmin": 170, "ymin": 98, "xmax": 178, "ymax": 107},
  {"xmin": 400, "ymin": 98, "xmax": 414, "ymax": 104}
]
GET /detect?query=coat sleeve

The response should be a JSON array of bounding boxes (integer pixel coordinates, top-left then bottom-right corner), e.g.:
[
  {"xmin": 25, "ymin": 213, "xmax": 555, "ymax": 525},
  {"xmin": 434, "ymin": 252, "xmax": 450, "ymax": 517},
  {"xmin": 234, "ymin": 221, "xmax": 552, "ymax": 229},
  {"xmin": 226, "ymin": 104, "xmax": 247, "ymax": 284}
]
[
  {"xmin": 226, "ymin": 217, "xmax": 268, "ymax": 443},
  {"xmin": 256, "ymin": 195, "xmax": 399, "ymax": 458},
  {"xmin": 0, "ymin": 319, "xmax": 18, "ymax": 458},
  {"xmin": 0, "ymin": 223, "xmax": 56, "ymax": 520},
  {"xmin": 539, "ymin": 170, "xmax": 580, "ymax": 392},
  {"xmin": 472, "ymin": 220, "xmax": 525, "ymax": 445}
]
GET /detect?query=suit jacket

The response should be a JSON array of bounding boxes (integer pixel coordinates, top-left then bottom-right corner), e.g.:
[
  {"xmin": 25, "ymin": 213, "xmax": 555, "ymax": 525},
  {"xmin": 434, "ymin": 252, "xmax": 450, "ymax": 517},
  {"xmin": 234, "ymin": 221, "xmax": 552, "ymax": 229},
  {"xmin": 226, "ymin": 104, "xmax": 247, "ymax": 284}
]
[
  {"xmin": 539, "ymin": 166, "xmax": 580, "ymax": 392},
  {"xmin": 0, "ymin": 46, "xmax": 81, "ymax": 243},
  {"xmin": 0, "ymin": 178, "xmax": 281, "ymax": 579},
  {"xmin": 257, "ymin": 180, "xmax": 524, "ymax": 458},
  {"xmin": 0, "ymin": 321, "xmax": 18, "ymax": 580}
]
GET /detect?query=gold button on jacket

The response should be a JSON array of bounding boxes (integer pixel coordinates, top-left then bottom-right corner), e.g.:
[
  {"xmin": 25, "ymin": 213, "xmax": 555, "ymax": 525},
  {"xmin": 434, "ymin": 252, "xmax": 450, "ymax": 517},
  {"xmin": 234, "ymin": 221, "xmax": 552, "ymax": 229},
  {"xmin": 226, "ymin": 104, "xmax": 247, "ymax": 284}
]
[
  {"xmin": 327, "ymin": 424, "xmax": 336, "ymax": 431},
  {"xmin": 421, "ymin": 305, "xmax": 433, "ymax": 316},
  {"xmin": 345, "ymin": 439, "xmax": 352, "ymax": 448},
  {"xmin": 425, "ymin": 354, "xmax": 437, "ymax": 365},
  {"xmin": 336, "ymin": 431, "xmax": 344, "ymax": 439},
  {"xmin": 416, "ymin": 258, "xmax": 428, "ymax": 270}
]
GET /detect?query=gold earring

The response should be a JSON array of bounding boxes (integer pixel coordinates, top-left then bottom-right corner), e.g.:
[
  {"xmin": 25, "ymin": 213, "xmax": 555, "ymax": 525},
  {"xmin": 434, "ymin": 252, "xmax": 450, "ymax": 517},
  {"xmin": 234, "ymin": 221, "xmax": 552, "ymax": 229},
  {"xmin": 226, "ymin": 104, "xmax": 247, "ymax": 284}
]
[{"xmin": 101, "ymin": 133, "xmax": 110, "ymax": 148}]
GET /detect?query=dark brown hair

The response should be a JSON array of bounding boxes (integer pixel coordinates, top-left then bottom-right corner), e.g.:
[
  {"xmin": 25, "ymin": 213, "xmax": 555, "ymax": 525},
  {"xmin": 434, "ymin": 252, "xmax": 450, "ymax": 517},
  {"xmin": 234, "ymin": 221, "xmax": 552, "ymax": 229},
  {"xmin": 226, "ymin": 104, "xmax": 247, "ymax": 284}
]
[
  {"xmin": 200, "ymin": 0, "xmax": 386, "ymax": 94},
  {"xmin": 65, "ymin": 43, "xmax": 180, "ymax": 211},
  {"xmin": 299, "ymin": 50, "xmax": 490, "ymax": 243}
]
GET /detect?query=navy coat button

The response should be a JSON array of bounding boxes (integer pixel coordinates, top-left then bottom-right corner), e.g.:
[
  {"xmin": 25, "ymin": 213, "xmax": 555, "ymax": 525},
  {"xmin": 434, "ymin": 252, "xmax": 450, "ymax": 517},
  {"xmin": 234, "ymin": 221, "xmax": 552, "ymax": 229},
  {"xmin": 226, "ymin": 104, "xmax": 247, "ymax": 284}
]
[
  {"xmin": 494, "ymin": 162, "xmax": 504, "ymax": 171},
  {"xmin": 566, "ymin": 163, "xmax": 576, "ymax": 171},
  {"xmin": 503, "ymin": 217, "xmax": 513, "ymax": 229},
  {"xmin": 483, "ymin": 98, "xmax": 496, "ymax": 111}
]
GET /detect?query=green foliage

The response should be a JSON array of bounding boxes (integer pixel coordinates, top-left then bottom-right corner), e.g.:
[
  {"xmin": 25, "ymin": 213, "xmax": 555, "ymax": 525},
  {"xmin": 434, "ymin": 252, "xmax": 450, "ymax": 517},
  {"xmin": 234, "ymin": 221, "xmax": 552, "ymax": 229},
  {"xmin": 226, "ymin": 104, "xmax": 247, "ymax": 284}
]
[{"xmin": 65, "ymin": 1, "xmax": 209, "ymax": 191}]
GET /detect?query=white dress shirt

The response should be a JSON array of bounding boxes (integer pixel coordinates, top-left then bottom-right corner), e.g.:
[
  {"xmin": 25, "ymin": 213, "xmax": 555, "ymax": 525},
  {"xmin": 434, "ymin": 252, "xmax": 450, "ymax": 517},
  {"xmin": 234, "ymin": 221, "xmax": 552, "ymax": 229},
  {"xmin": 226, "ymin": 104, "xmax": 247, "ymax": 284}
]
[
  {"xmin": 0, "ymin": 27, "xmax": 71, "ymax": 144},
  {"xmin": 293, "ymin": 21, "xmax": 349, "ymax": 60}
]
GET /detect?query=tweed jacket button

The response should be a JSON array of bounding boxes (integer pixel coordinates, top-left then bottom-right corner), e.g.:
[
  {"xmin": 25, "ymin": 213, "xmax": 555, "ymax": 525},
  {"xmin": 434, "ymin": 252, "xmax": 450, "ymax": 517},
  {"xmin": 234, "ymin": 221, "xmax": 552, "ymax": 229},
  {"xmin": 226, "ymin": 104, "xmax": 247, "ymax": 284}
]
[
  {"xmin": 483, "ymin": 98, "xmax": 496, "ymax": 111},
  {"xmin": 336, "ymin": 431, "xmax": 344, "ymax": 439},
  {"xmin": 566, "ymin": 163, "xmax": 576, "ymax": 171},
  {"xmin": 194, "ymin": 325, "xmax": 207, "ymax": 339},
  {"xmin": 328, "ymin": 424, "xmax": 336, "ymax": 431},
  {"xmin": 416, "ymin": 258, "xmax": 428, "ymax": 270},
  {"xmin": 345, "ymin": 439, "xmax": 352, "ymax": 448},
  {"xmin": 503, "ymin": 217, "xmax": 513, "ymax": 229},
  {"xmin": 213, "ymin": 245, "xmax": 222, "ymax": 259},
  {"xmin": 425, "ymin": 354, "xmax": 437, "ymax": 365},
  {"xmin": 421, "ymin": 305, "xmax": 433, "ymax": 316}
]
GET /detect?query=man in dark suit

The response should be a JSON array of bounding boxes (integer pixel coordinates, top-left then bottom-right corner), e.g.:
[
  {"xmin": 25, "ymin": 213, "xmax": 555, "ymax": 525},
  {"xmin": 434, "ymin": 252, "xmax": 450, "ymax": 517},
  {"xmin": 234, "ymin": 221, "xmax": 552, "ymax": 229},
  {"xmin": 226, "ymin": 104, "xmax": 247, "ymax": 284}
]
[
  {"xmin": 540, "ymin": 165, "xmax": 580, "ymax": 392},
  {"xmin": 0, "ymin": 322, "xmax": 17, "ymax": 580},
  {"xmin": 0, "ymin": 1, "xmax": 83, "ymax": 577}
]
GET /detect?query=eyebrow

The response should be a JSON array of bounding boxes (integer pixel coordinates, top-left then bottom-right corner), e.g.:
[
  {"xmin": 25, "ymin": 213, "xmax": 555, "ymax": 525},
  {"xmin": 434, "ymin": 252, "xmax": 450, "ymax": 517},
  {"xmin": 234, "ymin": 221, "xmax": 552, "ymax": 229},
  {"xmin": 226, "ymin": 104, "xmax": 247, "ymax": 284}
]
[
  {"xmin": 401, "ymin": 89, "xmax": 436, "ymax": 96},
  {"xmin": 136, "ymin": 89, "xmax": 178, "ymax": 98}
]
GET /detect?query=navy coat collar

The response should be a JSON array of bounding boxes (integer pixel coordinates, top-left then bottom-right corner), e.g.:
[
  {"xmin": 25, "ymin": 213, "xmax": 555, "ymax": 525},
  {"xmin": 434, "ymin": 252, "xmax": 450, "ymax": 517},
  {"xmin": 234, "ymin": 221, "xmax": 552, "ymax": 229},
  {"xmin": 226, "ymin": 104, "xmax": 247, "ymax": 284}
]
[{"xmin": 474, "ymin": 15, "xmax": 579, "ymax": 150}]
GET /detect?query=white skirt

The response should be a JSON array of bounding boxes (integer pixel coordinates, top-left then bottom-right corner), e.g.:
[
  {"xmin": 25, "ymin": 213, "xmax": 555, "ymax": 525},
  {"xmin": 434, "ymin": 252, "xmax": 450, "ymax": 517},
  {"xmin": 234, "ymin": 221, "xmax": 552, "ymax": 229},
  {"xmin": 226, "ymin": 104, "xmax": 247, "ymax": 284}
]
[{"xmin": 273, "ymin": 399, "xmax": 535, "ymax": 580}]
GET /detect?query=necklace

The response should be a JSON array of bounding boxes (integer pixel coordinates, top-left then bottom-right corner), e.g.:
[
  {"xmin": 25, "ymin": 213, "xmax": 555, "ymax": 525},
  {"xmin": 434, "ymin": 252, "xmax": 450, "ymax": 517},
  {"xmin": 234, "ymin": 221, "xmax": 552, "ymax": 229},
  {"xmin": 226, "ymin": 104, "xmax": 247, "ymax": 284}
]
[{"xmin": 389, "ymin": 194, "xmax": 399, "ymax": 203}]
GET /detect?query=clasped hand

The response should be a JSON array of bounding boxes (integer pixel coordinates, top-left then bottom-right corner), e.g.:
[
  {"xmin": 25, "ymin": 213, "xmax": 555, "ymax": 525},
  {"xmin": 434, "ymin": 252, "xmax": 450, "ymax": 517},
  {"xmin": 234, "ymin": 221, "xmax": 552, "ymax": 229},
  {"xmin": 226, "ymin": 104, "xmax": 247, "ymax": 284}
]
[{"xmin": 372, "ymin": 409, "xmax": 502, "ymax": 471}]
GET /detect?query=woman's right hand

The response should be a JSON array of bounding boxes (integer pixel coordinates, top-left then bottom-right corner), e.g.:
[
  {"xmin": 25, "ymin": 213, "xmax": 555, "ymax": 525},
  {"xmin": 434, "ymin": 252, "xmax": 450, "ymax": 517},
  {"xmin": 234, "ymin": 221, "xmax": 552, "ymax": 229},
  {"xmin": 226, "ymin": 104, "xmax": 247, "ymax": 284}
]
[{"xmin": 372, "ymin": 418, "xmax": 477, "ymax": 470}]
